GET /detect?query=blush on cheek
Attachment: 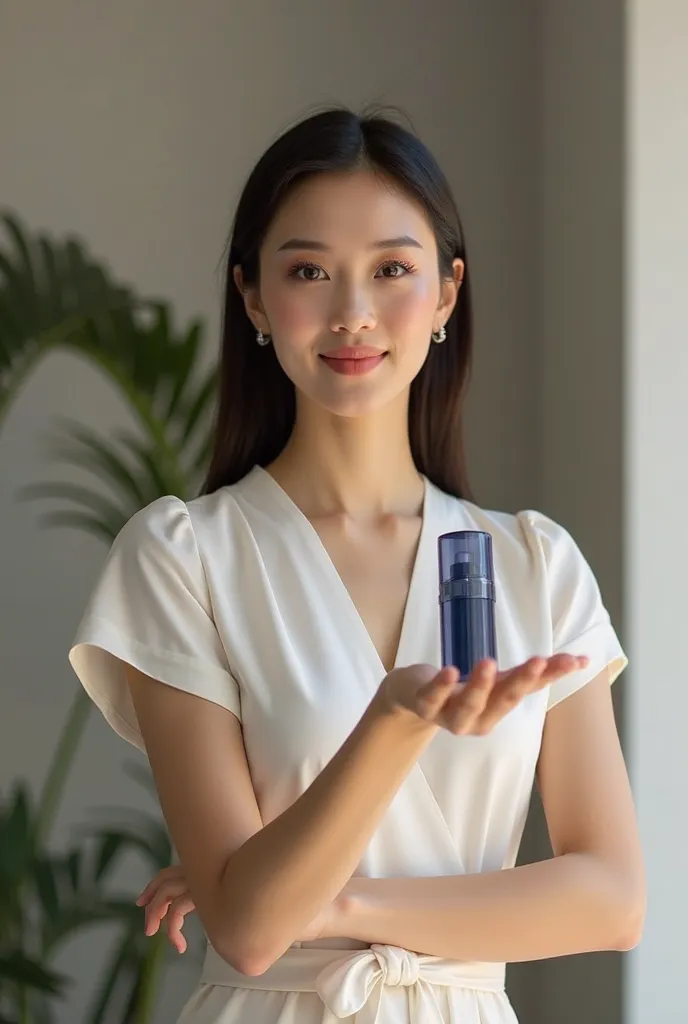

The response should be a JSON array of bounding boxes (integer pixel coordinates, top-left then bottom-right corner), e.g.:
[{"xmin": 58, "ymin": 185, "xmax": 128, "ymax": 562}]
[
  {"xmin": 266, "ymin": 292, "xmax": 323, "ymax": 336},
  {"xmin": 383, "ymin": 287, "xmax": 436, "ymax": 335}
]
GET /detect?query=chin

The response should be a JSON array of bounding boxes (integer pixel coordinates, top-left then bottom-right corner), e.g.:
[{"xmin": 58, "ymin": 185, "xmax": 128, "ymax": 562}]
[
  {"xmin": 289, "ymin": 359, "xmax": 418, "ymax": 419},
  {"xmin": 311, "ymin": 374, "xmax": 409, "ymax": 417}
]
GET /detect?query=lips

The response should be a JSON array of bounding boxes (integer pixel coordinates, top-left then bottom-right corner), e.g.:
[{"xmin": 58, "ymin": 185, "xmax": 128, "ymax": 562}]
[
  {"xmin": 321, "ymin": 346, "xmax": 386, "ymax": 360},
  {"xmin": 319, "ymin": 348, "xmax": 388, "ymax": 376}
]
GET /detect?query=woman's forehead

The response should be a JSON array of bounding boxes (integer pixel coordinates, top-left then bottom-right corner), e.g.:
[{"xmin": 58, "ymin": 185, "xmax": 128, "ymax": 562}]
[{"xmin": 263, "ymin": 170, "xmax": 434, "ymax": 252}]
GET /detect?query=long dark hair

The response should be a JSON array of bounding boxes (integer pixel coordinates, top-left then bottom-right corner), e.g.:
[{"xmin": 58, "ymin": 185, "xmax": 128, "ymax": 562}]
[{"xmin": 203, "ymin": 105, "xmax": 474, "ymax": 500}]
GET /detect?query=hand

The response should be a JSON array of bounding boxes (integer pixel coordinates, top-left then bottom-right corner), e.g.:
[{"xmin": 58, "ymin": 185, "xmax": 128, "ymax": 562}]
[
  {"xmin": 136, "ymin": 865, "xmax": 195, "ymax": 953},
  {"xmin": 136, "ymin": 866, "xmax": 343, "ymax": 949},
  {"xmin": 377, "ymin": 653, "xmax": 589, "ymax": 737}
]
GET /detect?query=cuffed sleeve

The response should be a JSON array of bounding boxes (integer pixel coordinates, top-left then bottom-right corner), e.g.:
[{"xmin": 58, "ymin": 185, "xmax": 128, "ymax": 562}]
[
  {"xmin": 69, "ymin": 496, "xmax": 241, "ymax": 751},
  {"xmin": 519, "ymin": 510, "xmax": 628, "ymax": 711}
]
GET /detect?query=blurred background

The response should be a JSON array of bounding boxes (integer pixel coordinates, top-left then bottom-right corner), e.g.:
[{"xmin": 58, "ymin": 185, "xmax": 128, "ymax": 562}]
[{"xmin": 1, "ymin": 1, "xmax": 685, "ymax": 1022}]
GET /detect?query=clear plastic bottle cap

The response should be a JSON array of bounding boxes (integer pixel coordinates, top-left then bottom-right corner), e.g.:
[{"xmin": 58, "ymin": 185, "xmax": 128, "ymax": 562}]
[{"xmin": 438, "ymin": 531, "xmax": 495, "ymax": 585}]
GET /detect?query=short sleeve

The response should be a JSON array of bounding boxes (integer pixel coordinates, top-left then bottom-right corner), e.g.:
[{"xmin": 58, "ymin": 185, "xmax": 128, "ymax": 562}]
[
  {"xmin": 69, "ymin": 496, "xmax": 241, "ymax": 751},
  {"xmin": 520, "ymin": 510, "xmax": 628, "ymax": 711}
]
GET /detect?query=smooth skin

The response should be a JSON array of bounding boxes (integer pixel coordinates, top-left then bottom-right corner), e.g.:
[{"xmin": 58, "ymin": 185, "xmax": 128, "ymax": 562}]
[{"xmin": 126, "ymin": 169, "xmax": 645, "ymax": 974}]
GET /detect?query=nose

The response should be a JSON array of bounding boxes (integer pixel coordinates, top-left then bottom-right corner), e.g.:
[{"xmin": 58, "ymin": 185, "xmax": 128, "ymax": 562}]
[{"xmin": 328, "ymin": 280, "xmax": 377, "ymax": 334}]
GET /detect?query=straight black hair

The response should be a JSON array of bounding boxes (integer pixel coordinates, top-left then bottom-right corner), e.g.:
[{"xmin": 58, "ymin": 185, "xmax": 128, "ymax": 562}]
[{"xmin": 203, "ymin": 105, "xmax": 474, "ymax": 500}]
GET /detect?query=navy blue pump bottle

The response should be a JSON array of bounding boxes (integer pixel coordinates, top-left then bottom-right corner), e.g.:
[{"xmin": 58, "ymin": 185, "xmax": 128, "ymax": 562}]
[{"xmin": 438, "ymin": 531, "xmax": 498, "ymax": 677}]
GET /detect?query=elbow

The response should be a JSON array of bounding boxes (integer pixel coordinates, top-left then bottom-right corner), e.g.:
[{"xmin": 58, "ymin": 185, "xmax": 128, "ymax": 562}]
[
  {"xmin": 210, "ymin": 926, "xmax": 278, "ymax": 978},
  {"xmin": 580, "ymin": 854, "xmax": 646, "ymax": 952},
  {"xmin": 230, "ymin": 955, "xmax": 273, "ymax": 978},
  {"xmin": 210, "ymin": 933, "xmax": 272, "ymax": 977},
  {"xmin": 610, "ymin": 876, "xmax": 646, "ymax": 952},
  {"xmin": 613, "ymin": 899, "xmax": 646, "ymax": 952},
  {"xmin": 212, "ymin": 942, "xmax": 270, "ymax": 977}
]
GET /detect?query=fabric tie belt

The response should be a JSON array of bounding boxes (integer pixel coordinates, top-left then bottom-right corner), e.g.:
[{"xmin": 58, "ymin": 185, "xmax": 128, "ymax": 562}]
[{"xmin": 201, "ymin": 942, "xmax": 506, "ymax": 1024}]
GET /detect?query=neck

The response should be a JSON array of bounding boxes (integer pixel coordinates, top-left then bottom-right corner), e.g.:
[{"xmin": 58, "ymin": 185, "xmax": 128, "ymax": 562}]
[{"xmin": 267, "ymin": 391, "xmax": 424, "ymax": 519}]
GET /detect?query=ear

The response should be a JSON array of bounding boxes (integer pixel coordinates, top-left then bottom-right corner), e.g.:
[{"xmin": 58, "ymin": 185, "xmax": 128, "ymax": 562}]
[
  {"xmin": 232, "ymin": 265, "xmax": 271, "ymax": 334},
  {"xmin": 433, "ymin": 258, "xmax": 465, "ymax": 333}
]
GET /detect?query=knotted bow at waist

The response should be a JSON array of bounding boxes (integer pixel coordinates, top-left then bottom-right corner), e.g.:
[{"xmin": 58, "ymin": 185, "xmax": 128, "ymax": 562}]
[{"xmin": 201, "ymin": 942, "xmax": 506, "ymax": 1024}]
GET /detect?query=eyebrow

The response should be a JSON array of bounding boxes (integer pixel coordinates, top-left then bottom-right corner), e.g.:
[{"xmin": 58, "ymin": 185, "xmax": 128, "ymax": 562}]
[{"xmin": 276, "ymin": 235, "xmax": 423, "ymax": 252}]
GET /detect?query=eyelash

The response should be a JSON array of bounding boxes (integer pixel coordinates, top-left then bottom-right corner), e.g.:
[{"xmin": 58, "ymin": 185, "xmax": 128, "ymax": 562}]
[{"xmin": 287, "ymin": 258, "xmax": 417, "ymax": 281}]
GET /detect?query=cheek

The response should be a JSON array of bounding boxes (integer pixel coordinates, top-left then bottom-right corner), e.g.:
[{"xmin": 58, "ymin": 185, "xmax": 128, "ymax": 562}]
[
  {"xmin": 382, "ymin": 281, "xmax": 437, "ymax": 335},
  {"xmin": 265, "ymin": 287, "xmax": 321, "ymax": 337}
]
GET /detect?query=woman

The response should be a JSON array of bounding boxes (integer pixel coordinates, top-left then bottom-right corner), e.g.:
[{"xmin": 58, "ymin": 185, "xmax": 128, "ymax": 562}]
[{"xmin": 69, "ymin": 107, "xmax": 645, "ymax": 1024}]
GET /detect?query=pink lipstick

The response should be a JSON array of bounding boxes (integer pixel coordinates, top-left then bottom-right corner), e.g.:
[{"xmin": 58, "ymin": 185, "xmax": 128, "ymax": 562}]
[{"xmin": 319, "ymin": 346, "xmax": 387, "ymax": 376}]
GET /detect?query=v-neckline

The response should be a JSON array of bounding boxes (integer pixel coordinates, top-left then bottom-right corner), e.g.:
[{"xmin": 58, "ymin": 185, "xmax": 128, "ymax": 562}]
[{"xmin": 251, "ymin": 465, "xmax": 435, "ymax": 677}]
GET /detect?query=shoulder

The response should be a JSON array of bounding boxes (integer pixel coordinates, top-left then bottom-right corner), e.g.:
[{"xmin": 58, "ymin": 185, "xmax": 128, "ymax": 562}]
[
  {"xmin": 430, "ymin": 484, "xmax": 592, "ymax": 602},
  {"xmin": 108, "ymin": 496, "xmax": 196, "ymax": 576},
  {"xmin": 114, "ymin": 475, "xmax": 254, "ymax": 556},
  {"xmin": 116, "ymin": 495, "xmax": 190, "ymax": 546},
  {"xmin": 432, "ymin": 484, "xmax": 573, "ymax": 570}
]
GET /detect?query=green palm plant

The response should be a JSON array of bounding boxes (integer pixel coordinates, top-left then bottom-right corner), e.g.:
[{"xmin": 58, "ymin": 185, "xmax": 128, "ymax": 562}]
[
  {"xmin": 0, "ymin": 770, "xmax": 180, "ymax": 1024},
  {"xmin": 0, "ymin": 210, "xmax": 216, "ymax": 1021}
]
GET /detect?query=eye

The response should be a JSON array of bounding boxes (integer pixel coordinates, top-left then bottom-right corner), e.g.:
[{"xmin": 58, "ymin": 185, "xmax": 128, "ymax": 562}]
[
  {"xmin": 375, "ymin": 259, "xmax": 416, "ymax": 279},
  {"xmin": 288, "ymin": 261, "xmax": 327, "ymax": 282}
]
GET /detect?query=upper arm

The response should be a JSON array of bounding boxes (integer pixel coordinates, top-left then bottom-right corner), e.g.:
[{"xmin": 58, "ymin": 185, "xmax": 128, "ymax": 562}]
[
  {"xmin": 536, "ymin": 668, "xmax": 645, "ymax": 916},
  {"xmin": 69, "ymin": 496, "xmax": 265, "ymax": 951},
  {"xmin": 125, "ymin": 663, "xmax": 263, "ymax": 950}
]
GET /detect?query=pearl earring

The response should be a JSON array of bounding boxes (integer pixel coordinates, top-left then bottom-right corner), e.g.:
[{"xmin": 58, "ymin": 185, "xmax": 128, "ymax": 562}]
[
  {"xmin": 431, "ymin": 325, "xmax": 447, "ymax": 344},
  {"xmin": 256, "ymin": 329, "xmax": 271, "ymax": 346}
]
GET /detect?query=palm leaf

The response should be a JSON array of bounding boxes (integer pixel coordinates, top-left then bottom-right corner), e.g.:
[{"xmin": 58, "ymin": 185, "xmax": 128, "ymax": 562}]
[
  {"xmin": 0, "ymin": 784, "xmax": 35, "ymax": 890},
  {"xmin": 1, "ymin": 211, "xmax": 217, "ymax": 1023},
  {"xmin": 19, "ymin": 418, "xmax": 197, "ymax": 539},
  {"xmin": 17, "ymin": 482, "xmax": 130, "ymax": 542},
  {"xmin": 0, "ymin": 212, "xmax": 136, "ymax": 429},
  {"xmin": 85, "ymin": 929, "xmax": 139, "ymax": 1024},
  {"xmin": 75, "ymin": 816, "xmax": 171, "ymax": 873},
  {"xmin": 0, "ymin": 953, "xmax": 66, "ymax": 996},
  {"xmin": 44, "ymin": 419, "xmax": 152, "ymax": 507}
]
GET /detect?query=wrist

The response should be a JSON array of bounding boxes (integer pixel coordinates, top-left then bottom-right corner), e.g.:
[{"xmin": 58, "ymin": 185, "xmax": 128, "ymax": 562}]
[{"xmin": 335, "ymin": 878, "xmax": 374, "ymax": 941}]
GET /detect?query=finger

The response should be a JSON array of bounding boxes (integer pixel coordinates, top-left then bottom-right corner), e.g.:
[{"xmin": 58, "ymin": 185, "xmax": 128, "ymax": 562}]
[
  {"xmin": 490, "ymin": 656, "xmax": 548, "ymax": 702},
  {"xmin": 136, "ymin": 880, "xmax": 161, "ymax": 906},
  {"xmin": 144, "ymin": 883, "xmax": 191, "ymax": 935},
  {"xmin": 147, "ymin": 879, "xmax": 189, "ymax": 909},
  {"xmin": 136, "ymin": 866, "xmax": 184, "ymax": 905},
  {"xmin": 495, "ymin": 653, "xmax": 588, "ymax": 698},
  {"xmin": 444, "ymin": 659, "xmax": 498, "ymax": 733},
  {"xmin": 484, "ymin": 653, "xmax": 572, "ymax": 720},
  {"xmin": 415, "ymin": 666, "xmax": 460, "ymax": 716},
  {"xmin": 166, "ymin": 896, "xmax": 195, "ymax": 953},
  {"xmin": 143, "ymin": 881, "xmax": 189, "ymax": 934},
  {"xmin": 167, "ymin": 910, "xmax": 187, "ymax": 953},
  {"xmin": 539, "ymin": 653, "xmax": 589, "ymax": 680},
  {"xmin": 478, "ymin": 654, "xmax": 591, "ymax": 735},
  {"xmin": 145, "ymin": 901, "xmax": 169, "ymax": 935}
]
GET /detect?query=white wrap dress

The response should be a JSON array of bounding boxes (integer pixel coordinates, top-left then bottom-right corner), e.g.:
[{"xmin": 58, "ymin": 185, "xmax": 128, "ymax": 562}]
[{"xmin": 69, "ymin": 465, "xmax": 627, "ymax": 1023}]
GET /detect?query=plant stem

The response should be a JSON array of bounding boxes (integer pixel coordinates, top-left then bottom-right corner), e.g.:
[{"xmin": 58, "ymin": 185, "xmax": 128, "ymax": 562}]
[
  {"xmin": 35, "ymin": 688, "xmax": 92, "ymax": 846},
  {"xmin": 132, "ymin": 932, "xmax": 167, "ymax": 1024},
  {"xmin": 18, "ymin": 985, "xmax": 30, "ymax": 1024}
]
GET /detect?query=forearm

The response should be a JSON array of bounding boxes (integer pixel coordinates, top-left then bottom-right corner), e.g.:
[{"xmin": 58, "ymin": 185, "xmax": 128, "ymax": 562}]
[
  {"xmin": 221, "ymin": 699, "xmax": 435, "ymax": 972},
  {"xmin": 338, "ymin": 854, "xmax": 644, "ymax": 962}
]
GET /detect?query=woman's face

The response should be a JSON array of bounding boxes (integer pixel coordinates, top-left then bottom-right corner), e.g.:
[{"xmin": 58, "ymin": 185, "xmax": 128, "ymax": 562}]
[{"xmin": 236, "ymin": 169, "xmax": 463, "ymax": 419}]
